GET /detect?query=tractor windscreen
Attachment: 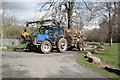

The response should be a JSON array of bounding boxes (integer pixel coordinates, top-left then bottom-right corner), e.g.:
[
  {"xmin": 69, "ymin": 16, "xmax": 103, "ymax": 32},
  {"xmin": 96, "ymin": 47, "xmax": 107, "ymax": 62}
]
[{"xmin": 39, "ymin": 26, "xmax": 52, "ymax": 35}]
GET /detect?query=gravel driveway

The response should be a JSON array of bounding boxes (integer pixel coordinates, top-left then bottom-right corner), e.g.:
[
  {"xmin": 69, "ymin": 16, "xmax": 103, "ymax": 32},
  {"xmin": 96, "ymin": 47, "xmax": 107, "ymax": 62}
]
[{"xmin": 2, "ymin": 50, "xmax": 106, "ymax": 78}]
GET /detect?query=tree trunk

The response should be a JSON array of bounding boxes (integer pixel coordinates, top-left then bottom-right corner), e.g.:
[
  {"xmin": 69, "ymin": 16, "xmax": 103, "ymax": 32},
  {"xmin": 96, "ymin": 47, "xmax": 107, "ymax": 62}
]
[
  {"xmin": 108, "ymin": 2, "xmax": 112, "ymax": 46},
  {"xmin": 109, "ymin": 37, "xmax": 113, "ymax": 46},
  {"xmin": 1, "ymin": 2, "xmax": 4, "ymax": 47},
  {"xmin": 67, "ymin": 1, "xmax": 74, "ymax": 29},
  {"xmin": 118, "ymin": 1, "xmax": 120, "ymax": 43}
]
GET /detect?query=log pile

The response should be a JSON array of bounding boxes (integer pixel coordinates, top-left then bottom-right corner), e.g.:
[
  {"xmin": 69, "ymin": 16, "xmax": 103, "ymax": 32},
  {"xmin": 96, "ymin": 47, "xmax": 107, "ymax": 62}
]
[{"xmin": 91, "ymin": 44, "xmax": 105, "ymax": 54}]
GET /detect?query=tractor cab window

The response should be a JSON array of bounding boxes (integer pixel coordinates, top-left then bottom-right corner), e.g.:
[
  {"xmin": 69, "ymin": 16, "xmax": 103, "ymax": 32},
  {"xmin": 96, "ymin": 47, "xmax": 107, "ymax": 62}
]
[
  {"xmin": 39, "ymin": 26, "xmax": 52, "ymax": 35},
  {"xmin": 45, "ymin": 28, "xmax": 53, "ymax": 34},
  {"xmin": 52, "ymin": 27, "xmax": 64, "ymax": 37}
]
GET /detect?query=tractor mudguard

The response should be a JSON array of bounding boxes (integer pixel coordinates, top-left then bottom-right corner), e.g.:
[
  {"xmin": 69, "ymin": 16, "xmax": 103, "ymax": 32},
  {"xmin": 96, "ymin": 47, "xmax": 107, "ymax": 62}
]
[
  {"xmin": 55, "ymin": 36, "xmax": 64, "ymax": 46},
  {"xmin": 44, "ymin": 39, "xmax": 53, "ymax": 45}
]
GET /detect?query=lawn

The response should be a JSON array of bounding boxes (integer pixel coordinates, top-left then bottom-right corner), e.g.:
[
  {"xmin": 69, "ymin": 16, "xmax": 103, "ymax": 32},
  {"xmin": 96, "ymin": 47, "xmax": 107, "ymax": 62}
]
[
  {"xmin": 78, "ymin": 42, "xmax": 119, "ymax": 79},
  {"xmin": 5, "ymin": 44, "xmax": 26, "ymax": 50},
  {"xmin": 96, "ymin": 43, "xmax": 119, "ymax": 68}
]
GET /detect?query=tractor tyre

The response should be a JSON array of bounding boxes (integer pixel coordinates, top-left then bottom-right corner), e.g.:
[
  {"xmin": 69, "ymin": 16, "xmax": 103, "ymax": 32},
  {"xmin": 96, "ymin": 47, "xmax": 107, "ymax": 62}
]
[
  {"xmin": 77, "ymin": 43, "xmax": 82, "ymax": 51},
  {"xmin": 77, "ymin": 43, "xmax": 85, "ymax": 51},
  {"xmin": 26, "ymin": 43, "xmax": 34, "ymax": 52},
  {"xmin": 57, "ymin": 38, "xmax": 67, "ymax": 53},
  {"xmin": 40, "ymin": 41, "xmax": 52, "ymax": 54}
]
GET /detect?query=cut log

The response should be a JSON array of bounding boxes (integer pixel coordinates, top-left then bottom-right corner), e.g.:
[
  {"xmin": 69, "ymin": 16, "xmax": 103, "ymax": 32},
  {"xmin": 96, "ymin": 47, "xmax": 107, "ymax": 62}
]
[
  {"xmin": 99, "ymin": 63, "xmax": 109, "ymax": 68},
  {"xmin": 104, "ymin": 66, "xmax": 120, "ymax": 76},
  {"xmin": 91, "ymin": 56, "xmax": 101, "ymax": 64},
  {"xmin": 87, "ymin": 56, "xmax": 101, "ymax": 64},
  {"xmin": 91, "ymin": 50, "xmax": 98, "ymax": 54},
  {"xmin": 84, "ymin": 51, "xmax": 92, "ymax": 58}
]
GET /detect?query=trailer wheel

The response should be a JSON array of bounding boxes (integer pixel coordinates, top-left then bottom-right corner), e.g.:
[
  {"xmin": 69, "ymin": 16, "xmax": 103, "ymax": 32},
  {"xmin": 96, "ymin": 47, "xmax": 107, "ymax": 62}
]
[
  {"xmin": 77, "ymin": 43, "xmax": 85, "ymax": 51},
  {"xmin": 40, "ymin": 41, "xmax": 52, "ymax": 54},
  {"xmin": 77, "ymin": 43, "xmax": 82, "ymax": 51},
  {"xmin": 57, "ymin": 38, "xmax": 67, "ymax": 53}
]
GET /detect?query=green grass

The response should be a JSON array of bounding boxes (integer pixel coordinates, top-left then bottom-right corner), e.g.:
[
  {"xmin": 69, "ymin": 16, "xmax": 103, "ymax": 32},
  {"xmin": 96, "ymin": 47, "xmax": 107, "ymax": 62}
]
[
  {"xmin": 6, "ymin": 44, "xmax": 26, "ymax": 50},
  {"xmin": 78, "ymin": 42, "xmax": 119, "ymax": 79},
  {"xmin": 96, "ymin": 43, "xmax": 119, "ymax": 68}
]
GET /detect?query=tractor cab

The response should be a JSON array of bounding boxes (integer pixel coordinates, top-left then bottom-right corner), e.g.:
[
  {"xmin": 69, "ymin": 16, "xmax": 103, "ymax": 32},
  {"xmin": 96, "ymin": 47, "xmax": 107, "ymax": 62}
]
[{"xmin": 35, "ymin": 25, "xmax": 64, "ymax": 44}]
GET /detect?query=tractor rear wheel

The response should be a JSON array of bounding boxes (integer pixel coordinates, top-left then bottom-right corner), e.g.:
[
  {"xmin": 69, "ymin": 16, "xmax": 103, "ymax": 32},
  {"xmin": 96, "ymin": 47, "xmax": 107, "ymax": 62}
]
[
  {"xmin": 57, "ymin": 38, "xmax": 67, "ymax": 53},
  {"xmin": 40, "ymin": 41, "xmax": 52, "ymax": 54}
]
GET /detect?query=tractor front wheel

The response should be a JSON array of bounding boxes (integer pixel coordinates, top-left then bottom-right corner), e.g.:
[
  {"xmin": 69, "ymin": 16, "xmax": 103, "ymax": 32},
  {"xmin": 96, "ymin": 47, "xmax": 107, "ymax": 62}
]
[
  {"xmin": 57, "ymin": 38, "xmax": 67, "ymax": 53},
  {"xmin": 40, "ymin": 41, "xmax": 52, "ymax": 54}
]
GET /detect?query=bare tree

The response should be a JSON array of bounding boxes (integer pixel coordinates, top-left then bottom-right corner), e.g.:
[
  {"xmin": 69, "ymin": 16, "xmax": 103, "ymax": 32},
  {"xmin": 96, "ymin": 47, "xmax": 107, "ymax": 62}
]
[
  {"xmin": 0, "ymin": 5, "xmax": 2, "ymax": 46},
  {"xmin": 2, "ymin": 2, "xmax": 23, "ymax": 39},
  {"xmin": 118, "ymin": 1, "xmax": 120, "ymax": 43},
  {"xmin": 37, "ymin": 0, "xmax": 75, "ymax": 29},
  {"xmin": 65, "ymin": 0, "xmax": 74, "ymax": 29},
  {"xmin": 104, "ymin": 2, "xmax": 119, "ymax": 46},
  {"xmin": 81, "ymin": 1, "xmax": 119, "ymax": 45}
]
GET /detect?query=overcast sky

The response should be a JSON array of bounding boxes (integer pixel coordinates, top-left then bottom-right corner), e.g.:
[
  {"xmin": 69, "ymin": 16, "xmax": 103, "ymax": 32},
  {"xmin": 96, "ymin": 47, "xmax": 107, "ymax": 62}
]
[
  {"xmin": 1, "ymin": 2, "xmax": 101, "ymax": 30},
  {"xmin": 2, "ymin": 2, "xmax": 89, "ymax": 23},
  {"xmin": 2, "ymin": 2, "xmax": 46, "ymax": 25},
  {"xmin": 1, "ymin": 0, "xmax": 114, "ymax": 29}
]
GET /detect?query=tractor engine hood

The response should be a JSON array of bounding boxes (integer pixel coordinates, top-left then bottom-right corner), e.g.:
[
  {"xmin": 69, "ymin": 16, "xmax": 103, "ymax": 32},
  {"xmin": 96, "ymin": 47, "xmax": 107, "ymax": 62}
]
[{"xmin": 36, "ymin": 34, "xmax": 49, "ymax": 42}]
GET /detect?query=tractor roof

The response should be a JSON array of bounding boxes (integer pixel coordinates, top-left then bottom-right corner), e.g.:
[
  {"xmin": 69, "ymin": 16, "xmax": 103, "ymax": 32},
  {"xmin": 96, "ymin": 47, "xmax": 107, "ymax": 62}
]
[
  {"xmin": 40, "ymin": 25, "xmax": 63, "ymax": 29},
  {"xmin": 26, "ymin": 19, "xmax": 60, "ymax": 27}
]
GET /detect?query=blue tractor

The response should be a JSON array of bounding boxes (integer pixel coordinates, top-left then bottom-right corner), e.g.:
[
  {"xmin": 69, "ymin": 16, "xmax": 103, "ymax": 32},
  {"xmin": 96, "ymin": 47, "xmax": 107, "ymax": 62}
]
[{"xmin": 25, "ymin": 19, "xmax": 68, "ymax": 54}]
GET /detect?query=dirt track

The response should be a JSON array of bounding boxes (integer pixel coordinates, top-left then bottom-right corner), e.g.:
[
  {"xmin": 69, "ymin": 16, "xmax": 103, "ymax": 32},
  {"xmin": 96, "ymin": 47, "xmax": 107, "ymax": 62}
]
[{"xmin": 2, "ymin": 50, "xmax": 106, "ymax": 78}]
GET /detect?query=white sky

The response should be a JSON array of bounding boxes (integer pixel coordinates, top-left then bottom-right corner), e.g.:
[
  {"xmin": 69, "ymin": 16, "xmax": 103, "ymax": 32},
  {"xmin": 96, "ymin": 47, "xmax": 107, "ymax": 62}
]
[
  {"xmin": 1, "ymin": 0, "xmax": 118, "ymax": 30},
  {"xmin": 2, "ymin": 2, "xmax": 45, "ymax": 25},
  {"xmin": 1, "ymin": 0, "xmax": 120, "ymax": 2}
]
